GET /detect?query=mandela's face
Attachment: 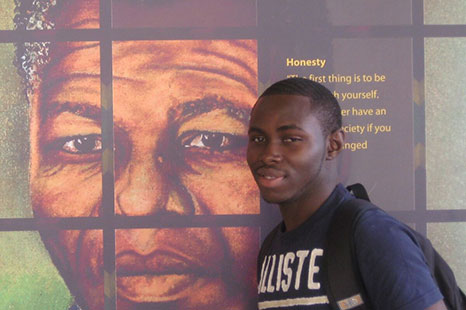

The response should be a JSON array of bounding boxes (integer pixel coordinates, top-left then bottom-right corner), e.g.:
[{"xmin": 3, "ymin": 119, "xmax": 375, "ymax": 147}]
[{"xmin": 28, "ymin": 2, "xmax": 259, "ymax": 309}]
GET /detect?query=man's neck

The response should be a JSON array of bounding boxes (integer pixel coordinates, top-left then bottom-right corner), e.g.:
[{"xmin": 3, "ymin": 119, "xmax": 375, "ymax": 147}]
[{"xmin": 279, "ymin": 182, "xmax": 336, "ymax": 232}]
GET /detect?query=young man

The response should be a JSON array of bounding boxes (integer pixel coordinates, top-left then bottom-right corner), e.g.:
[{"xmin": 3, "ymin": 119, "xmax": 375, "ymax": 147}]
[{"xmin": 247, "ymin": 78, "xmax": 447, "ymax": 310}]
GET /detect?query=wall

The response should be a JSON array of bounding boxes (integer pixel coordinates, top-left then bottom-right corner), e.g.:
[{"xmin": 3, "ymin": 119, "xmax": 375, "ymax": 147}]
[{"xmin": 0, "ymin": 0, "xmax": 465, "ymax": 309}]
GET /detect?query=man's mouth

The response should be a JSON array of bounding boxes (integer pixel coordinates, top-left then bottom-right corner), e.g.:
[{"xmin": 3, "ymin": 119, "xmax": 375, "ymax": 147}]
[
  {"xmin": 255, "ymin": 168, "xmax": 286, "ymax": 188},
  {"xmin": 261, "ymin": 175, "xmax": 282, "ymax": 180}
]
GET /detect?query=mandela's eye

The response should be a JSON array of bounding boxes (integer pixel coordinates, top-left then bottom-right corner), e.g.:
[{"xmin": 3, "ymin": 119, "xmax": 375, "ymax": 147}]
[
  {"xmin": 180, "ymin": 131, "xmax": 244, "ymax": 153},
  {"xmin": 62, "ymin": 135, "xmax": 102, "ymax": 154}
]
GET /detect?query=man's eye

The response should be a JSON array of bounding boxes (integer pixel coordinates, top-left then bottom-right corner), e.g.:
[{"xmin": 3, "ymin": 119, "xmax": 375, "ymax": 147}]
[
  {"xmin": 62, "ymin": 135, "xmax": 102, "ymax": 154},
  {"xmin": 181, "ymin": 131, "xmax": 243, "ymax": 152},
  {"xmin": 283, "ymin": 137, "xmax": 302, "ymax": 143},
  {"xmin": 250, "ymin": 136, "xmax": 265, "ymax": 143}
]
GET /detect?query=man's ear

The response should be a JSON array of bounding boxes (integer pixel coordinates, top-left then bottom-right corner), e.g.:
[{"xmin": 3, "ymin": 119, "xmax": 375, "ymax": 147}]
[{"xmin": 326, "ymin": 129, "xmax": 345, "ymax": 160}]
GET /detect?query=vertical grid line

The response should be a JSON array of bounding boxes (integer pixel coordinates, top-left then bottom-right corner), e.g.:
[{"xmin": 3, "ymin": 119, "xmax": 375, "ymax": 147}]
[
  {"xmin": 100, "ymin": 0, "xmax": 116, "ymax": 308},
  {"xmin": 412, "ymin": 0, "xmax": 427, "ymax": 235}
]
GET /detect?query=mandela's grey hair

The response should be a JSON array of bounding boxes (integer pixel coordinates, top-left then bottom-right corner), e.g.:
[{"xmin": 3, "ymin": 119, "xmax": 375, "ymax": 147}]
[{"xmin": 14, "ymin": 0, "xmax": 60, "ymax": 97}]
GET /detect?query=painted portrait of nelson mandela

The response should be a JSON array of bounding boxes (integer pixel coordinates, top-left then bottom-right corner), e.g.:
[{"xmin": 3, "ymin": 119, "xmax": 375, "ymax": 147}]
[{"xmin": 13, "ymin": 0, "xmax": 260, "ymax": 309}]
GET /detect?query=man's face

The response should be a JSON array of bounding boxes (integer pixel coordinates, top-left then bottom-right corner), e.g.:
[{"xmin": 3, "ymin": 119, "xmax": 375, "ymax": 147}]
[
  {"xmin": 247, "ymin": 95, "xmax": 329, "ymax": 205},
  {"xmin": 29, "ymin": 29, "xmax": 259, "ymax": 310}
]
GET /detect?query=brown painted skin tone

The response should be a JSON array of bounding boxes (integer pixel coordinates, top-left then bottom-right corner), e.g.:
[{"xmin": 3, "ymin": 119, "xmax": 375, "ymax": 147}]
[
  {"xmin": 28, "ymin": 1, "xmax": 259, "ymax": 309},
  {"xmin": 246, "ymin": 94, "xmax": 447, "ymax": 310}
]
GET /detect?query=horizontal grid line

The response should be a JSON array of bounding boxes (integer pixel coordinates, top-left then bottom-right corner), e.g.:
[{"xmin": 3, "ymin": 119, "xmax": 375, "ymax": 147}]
[
  {"xmin": 0, "ymin": 27, "xmax": 258, "ymax": 42},
  {"xmin": 388, "ymin": 209, "xmax": 466, "ymax": 224},
  {"xmin": 2, "ymin": 210, "xmax": 466, "ymax": 231},
  {"xmin": 0, "ymin": 214, "xmax": 263, "ymax": 231},
  {"xmin": 1, "ymin": 25, "xmax": 465, "ymax": 43}
]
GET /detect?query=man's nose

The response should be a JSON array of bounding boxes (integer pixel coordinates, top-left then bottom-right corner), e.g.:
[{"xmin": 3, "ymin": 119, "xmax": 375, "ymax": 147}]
[
  {"xmin": 115, "ymin": 154, "xmax": 194, "ymax": 216},
  {"xmin": 261, "ymin": 141, "xmax": 283, "ymax": 165}
]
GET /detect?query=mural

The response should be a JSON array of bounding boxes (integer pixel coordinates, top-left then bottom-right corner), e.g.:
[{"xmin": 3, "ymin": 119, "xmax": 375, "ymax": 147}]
[{"xmin": 0, "ymin": 0, "xmax": 465, "ymax": 309}]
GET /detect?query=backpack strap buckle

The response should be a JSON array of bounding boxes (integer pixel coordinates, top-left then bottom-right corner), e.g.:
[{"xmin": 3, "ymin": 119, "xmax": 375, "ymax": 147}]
[{"xmin": 337, "ymin": 294, "xmax": 364, "ymax": 310}]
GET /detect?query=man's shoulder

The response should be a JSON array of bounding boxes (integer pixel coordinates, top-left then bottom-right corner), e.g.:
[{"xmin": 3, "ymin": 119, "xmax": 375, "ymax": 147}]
[
  {"xmin": 353, "ymin": 204, "xmax": 414, "ymax": 239},
  {"xmin": 347, "ymin": 202, "xmax": 444, "ymax": 310}
]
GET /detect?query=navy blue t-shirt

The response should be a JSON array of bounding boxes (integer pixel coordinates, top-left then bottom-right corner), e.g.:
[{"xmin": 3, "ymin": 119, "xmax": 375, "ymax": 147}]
[{"xmin": 257, "ymin": 184, "xmax": 443, "ymax": 310}]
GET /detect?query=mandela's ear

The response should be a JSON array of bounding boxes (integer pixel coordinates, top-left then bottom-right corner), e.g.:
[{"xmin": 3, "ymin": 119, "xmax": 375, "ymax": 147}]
[{"xmin": 326, "ymin": 129, "xmax": 345, "ymax": 160}]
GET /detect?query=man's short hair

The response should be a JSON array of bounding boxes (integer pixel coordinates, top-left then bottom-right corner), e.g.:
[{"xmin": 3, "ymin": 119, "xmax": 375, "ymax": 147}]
[{"xmin": 259, "ymin": 77, "xmax": 342, "ymax": 135}]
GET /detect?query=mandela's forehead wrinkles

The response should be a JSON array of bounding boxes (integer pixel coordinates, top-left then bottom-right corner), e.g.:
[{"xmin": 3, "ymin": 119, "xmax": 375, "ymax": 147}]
[
  {"xmin": 169, "ymin": 97, "xmax": 250, "ymax": 125},
  {"xmin": 48, "ymin": 42, "xmax": 100, "ymax": 62},
  {"xmin": 42, "ymin": 101, "xmax": 101, "ymax": 123},
  {"xmin": 112, "ymin": 40, "xmax": 257, "ymax": 93},
  {"xmin": 192, "ymin": 43, "xmax": 257, "ymax": 79}
]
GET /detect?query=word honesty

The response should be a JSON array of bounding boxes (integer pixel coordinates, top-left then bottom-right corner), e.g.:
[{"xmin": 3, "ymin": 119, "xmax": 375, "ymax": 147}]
[{"xmin": 286, "ymin": 58, "xmax": 326, "ymax": 68}]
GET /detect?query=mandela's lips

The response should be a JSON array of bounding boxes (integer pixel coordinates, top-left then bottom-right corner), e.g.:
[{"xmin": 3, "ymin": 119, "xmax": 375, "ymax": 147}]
[
  {"xmin": 115, "ymin": 249, "xmax": 219, "ymax": 302},
  {"xmin": 116, "ymin": 250, "xmax": 214, "ymax": 276}
]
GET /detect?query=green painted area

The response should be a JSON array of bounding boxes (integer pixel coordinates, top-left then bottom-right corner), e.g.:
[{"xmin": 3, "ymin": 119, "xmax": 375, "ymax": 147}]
[
  {"xmin": 0, "ymin": 0, "xmax": 15, "ymax": 30},
  {"xmin": 0, "ymin": 231, "xmax": 73, "ymax": 309},
  {"xmin": 428, "ymin": 223, "xmax": 466, "ymax": 290},
  {"xmin": 425, "ymin": 0, "xmax": 466, "ymax": 24},
  {"xmin": 425, "ymin": 38, "xmax": 466, "ymax": 211}
]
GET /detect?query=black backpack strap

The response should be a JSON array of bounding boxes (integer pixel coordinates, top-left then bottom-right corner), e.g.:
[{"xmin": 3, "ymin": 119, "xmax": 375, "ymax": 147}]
[
  {"xmin": 409, "ymin": 228, "xmax": 466, "ymax": 310},
  {"xmin": 324, "ymin": 197, "xmax": 376, "ymax": 310},
  {"xmin": 346, "ymin": 183, "xmax": 371, "ymax": 202},
  {"xmin": 325, "ymin": 183, "xmax": 466, "ymax": 310}
]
